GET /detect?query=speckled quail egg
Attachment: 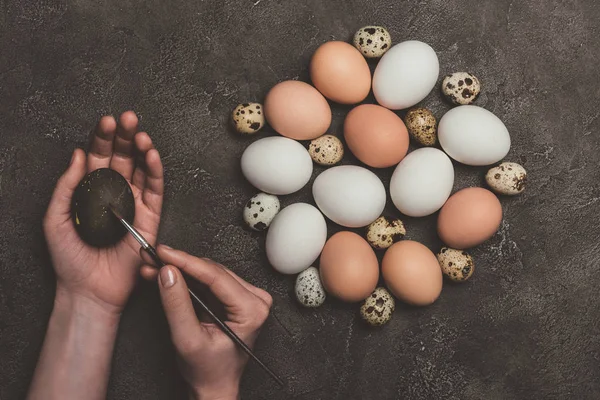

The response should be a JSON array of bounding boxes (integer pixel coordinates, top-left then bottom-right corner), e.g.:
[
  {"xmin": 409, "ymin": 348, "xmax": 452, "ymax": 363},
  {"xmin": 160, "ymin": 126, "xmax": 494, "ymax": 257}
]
[
  {"xmin": 404, "ymin": 108, "xmax": 437, "ymax": 146},
  {"xmin": 295, "ymin": 267, "xmax": 326, "ymax": 308},
  {"xmin": 442, "ymin": 72, "xmax": 481, "ymax": 105},
  {"xmin": 232, "ymin": 103, "xmax": 265, "ymax": 134},
  {"xmin": 243, "ymin": 192, "xmax": 280, "ymax": 231},
  {"xmin": 353, "ymin": 26, "xmax": 392, "ymax": 58},
  {"xmin": 308, "ymin": 134, "xmax": 344, "ymax": 166},
  {"xmin": 366, "ymin": 216, "xmax": 406, "ymax": 250},
  {"xmin": 485, "ymin": 162, "xmax": 527, "ymax": 196},
  {"xmin": 437, "ymin": 247, "xmax": 474, "ymax": 282},
  {"xmin": 360, "ymin": 287, "xmax": 395, "ymax": 326}
]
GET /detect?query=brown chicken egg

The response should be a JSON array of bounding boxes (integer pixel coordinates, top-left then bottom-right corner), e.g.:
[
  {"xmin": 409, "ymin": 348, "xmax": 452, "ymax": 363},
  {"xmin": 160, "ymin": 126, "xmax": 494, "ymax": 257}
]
[
  {"xmin": 264, "ymin": 80, "xmax": 331, "ymax": 140},
  {"xmin": 438, "ymin": 187, "xmax": 502, "ymax": 249},
  {"xmin": 344, "ymin": 104, "xmax": 409, "ymax": 168},
  {"xmin": 310, "ymin": 41, "xmax": 371, "ymax": 104},
  {"xmin": 382, "ymin": 241, "xmax": 443, "ymax": 306},
  {"xmin": 319, "ymin": 231, "xmax": 379, "ymax": 302}
]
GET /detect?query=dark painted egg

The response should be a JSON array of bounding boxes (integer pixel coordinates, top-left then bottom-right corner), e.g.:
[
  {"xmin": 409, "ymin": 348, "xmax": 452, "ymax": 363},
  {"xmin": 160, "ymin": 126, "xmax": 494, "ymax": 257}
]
[{"xmin": 71, "ymin": 168, "xmax": 135, "ymax": 247}]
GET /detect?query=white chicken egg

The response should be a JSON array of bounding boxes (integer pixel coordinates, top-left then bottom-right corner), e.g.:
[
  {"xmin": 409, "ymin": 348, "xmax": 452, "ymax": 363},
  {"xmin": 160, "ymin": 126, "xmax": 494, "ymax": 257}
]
[
  {"xmin": 241, "ymin": 136, "xmax": 313, "ymax": 195},
  {"xmin": 266, "ymin": 203, "xmax": 327, "ymax": 274},
  {"xmin": 390, "ymin": 148, "xmax": 454, "ymax": 217},
  {"xmin": 438, "ymin": 105, "xmax": 511, "ymax": 166},
  {"xmin": 372, "ymin": 41, "xmax": 439, "ymax": 110},
  {"xmin": 312, "ymin": 165, "xmax": 386, "ymax": 228}
]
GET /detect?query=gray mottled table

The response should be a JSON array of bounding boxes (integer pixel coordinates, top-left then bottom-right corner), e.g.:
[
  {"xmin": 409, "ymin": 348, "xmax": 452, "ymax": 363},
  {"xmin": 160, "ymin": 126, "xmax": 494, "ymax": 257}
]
[{"xmin": 1, "ymin": 1, "xmax": 599, "ymax": 399}]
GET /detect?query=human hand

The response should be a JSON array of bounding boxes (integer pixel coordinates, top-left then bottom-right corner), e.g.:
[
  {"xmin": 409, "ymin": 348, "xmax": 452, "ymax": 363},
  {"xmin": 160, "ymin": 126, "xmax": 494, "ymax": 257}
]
[
  {"xmin": 43, "ymin": 111, "xmax": 164, "ymax": 315},
  {"xmin": 140, "ymin": 246, "xmax": 272, "ymax": 400}
]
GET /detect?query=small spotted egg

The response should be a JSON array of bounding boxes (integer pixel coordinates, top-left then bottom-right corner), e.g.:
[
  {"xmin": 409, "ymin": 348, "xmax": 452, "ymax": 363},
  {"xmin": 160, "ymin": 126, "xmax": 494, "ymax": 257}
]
[
  {"xmin": 366, "ymin": 216, "xmax": 406, "ymax": 250},
  {"xmin": 232, "ymin": 103, "xmax": 265, "ymax": 134},
  {"xmin": 308, "ymin": 134, "xmax": 344, "ymax": 166},
  {"xmin": 243, "ymin": 192, "xmax": 280, "ymax": 231},
  {"xmin": 437, "ymin": 247, "xmax": 474, "ymax": 282},
  {"xmin": 442, "ymin": 72, "xmax": 481, "ymax": 105},
  {"xmin": 486, "ymin": 162, "xmax": 527, "ymax": 196},
  {"xmin": 353, "ymin": 26, "xmax": 392, "ymax": 58},
  {"xmin": 404, "ymin": 108, "xmax": 437, "ymax": 146},
  {"xmin": 360, "ymin": 287, "xmax": 395, "ymax": 326},
  {"xmin": 295, "ymin": 267, "xmax": 326, "ymax": 308}
]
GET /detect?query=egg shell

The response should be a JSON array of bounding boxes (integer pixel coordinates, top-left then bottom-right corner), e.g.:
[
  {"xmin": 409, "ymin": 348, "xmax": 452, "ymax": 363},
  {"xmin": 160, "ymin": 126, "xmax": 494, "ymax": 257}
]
[
  {"xmin": 72, "ymin": 168, "xmax": 135, "ymax": 248},
  {"xmin": 353, "ymin": 26, "xmax": 392, "ymax": 58},
  {"xmin": 438, "ymin": 105, "xmax": 511, "ymax": 166},
  {"xmin": 441, "ymin": 72, "xmax": 481, "ymax": 105},
  {"xmin": 266, "ymin": 203, "xmax": 327, "ymax": 274},
  {"xmin": 310, "ymin": 41, "xmax": 371, "ymax": 104},
  {"xmin": 437, "ymin": 187, "xmax": 502, "ymax": 249},
  {"xmin": 390, "ymin": 148, "xmax": 454, "ymax": 217},
  {"xmin": 308, "ymin": 134, "xmax": 344, "ymax": 166},
  {"xmin": 264, "ymin": 80, "xmax": 331, "ymax": 140},
  {"xmin": 382, "ymin": 240, "xmax": 443, "ymax": 306},
  {"xmin": 243, "ymin": 192, "xmax": 280, "ymax": 231},
  {"xmin": 295, "ymin": 267, "xmax": 326, "ymax": 308},
  {"xmin": 437, "ymin": 247, "xmax": 474, "ymax": 282},
  {"xmin": 320, "ymin": 231, "xmax": 379, "ymax": 302},
  {"xmin": 372, "ymin": 41, "xmax": 439, "ymax": 110},
  {"xmin": 485, "ymin": 162, "xmax": 527, "ymax": 195},
  {"xmin": 312, "ymin": 165, "xmax": 386, "ymax": 228},
  {"xmin": 344, "ymin": 104, "xmax": 409, "ymax": 168},
  {"xmin": 360, "ymin": 287, "xmax": 395, "ymax": 326},
  {"xmin": 241, "ymin": 136, "xmax": 313, "ymax": 195},
  {"xmin": 232, "ymin": 103, "xmax": 265, "ymax": 134},
  {"xmin": 366, "ymin": 216, "xmax": 406, "ymax": 250},
  {"xmin": 405, "ymin": 107, "xmax": 437, "ymax": 146}
]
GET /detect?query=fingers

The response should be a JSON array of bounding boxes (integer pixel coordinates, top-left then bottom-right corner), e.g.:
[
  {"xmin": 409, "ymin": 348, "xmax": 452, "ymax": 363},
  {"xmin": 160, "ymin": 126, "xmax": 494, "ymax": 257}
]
[
  {"xmin": 222, "ymin": 268, "xmax": 273, "ymax": 308},
  {"xmin": 141, "ymin": 265, "xmax": 159, "ymax": 280},
  {"xmin": 109, "ymin": 111, "xmax": 138, "ymax": 180},
  {"xmin": 140, "ymin": 248, "xmax": 160, "ymax": 280},
  {"xmin": 45, "ymin": 149, "xmax": 87, "ymax": 223},
  {"xmin": 131, "ymin": 132, "xmax": 163, "ymax": 214},
  {"xmin": 200, "ymin": 258, "xmax": 273, "ymax": 307},
  {"xmin": 142, "ymin": 246, "xmax": 272, "ymax": 308},
  {"xmin": 87, "ymin": 112, "xmax": 163, "ymax": 216},
  {"xmin": 87, "ymin": 116, "xmax": 117, "ymax": 172},
  {"xmin": 142, "ymin": 149, "xmax": 164, "ymax": 214},
  {"xmin": 158, "ymin": 265, "xmax": 206, "ymax": 348},
  {"xmin": 132, "ymin": 132, "xmax": 153, "ymax": 191},
  {"xmin": 156, "ymin": 246, "xmax": 253, "ymax": 309}
]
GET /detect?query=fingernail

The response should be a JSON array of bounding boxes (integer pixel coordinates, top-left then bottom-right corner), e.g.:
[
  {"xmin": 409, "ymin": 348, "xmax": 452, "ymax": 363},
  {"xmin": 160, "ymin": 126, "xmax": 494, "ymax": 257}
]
[
  {"xmin": 161, "ymin": 244, "xmax": 172, "ymax": 250},
  {"xmin": 160, "ymin": 266, "xmax": 176, "ymax": 288}
]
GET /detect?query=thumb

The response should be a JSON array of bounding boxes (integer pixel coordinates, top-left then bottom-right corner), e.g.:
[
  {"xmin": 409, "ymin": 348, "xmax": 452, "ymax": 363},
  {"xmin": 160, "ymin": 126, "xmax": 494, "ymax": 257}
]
[
  {"xmin": 46, "ymin": 149, "xmax": 87, "ymax": 219},
  {"xmin": 158, "ymin": 266, "xmax": 205, "ymax": 348}
]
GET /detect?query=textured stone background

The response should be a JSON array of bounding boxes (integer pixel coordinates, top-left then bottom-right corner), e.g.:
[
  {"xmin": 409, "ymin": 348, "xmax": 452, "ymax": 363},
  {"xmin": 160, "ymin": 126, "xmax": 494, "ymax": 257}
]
[{"xmin": 1, "ymin": 0, "xmax": 599, "ymax": 399}]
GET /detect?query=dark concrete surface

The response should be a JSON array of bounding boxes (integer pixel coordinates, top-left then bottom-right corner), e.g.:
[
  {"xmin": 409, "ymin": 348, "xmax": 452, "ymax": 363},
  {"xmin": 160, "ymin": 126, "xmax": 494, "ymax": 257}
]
[{"xmin": 1, "ymin": 0, "xmax": 599, "ymax": 399}]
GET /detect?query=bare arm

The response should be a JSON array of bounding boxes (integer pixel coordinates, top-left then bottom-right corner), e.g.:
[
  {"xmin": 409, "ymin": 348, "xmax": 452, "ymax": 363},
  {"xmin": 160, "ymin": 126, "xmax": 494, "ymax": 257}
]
[
  {"xmin": 28, "ymin": 111, "xmax": 164, "ymax": 399},
  {"xmin": 28, "ymin": 289, "xmax": 120, "ymax": 400}
]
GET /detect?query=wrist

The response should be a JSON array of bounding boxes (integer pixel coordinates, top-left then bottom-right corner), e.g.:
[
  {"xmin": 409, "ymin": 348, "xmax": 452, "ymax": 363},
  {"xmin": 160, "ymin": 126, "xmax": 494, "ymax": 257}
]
[
  {"xmin": 28, "ymin": 286, "xmax": 121, "ymax": 399},
  {"xmin": 55, "ymin": 284, "xmax": 124, "ymax": 320},
  {"xmin": 54, "ymin": 286, "xmax": 122, "ymax": 327},
  {"xmin": 189, "ymin": 386, "xmax": 240, "ymax": 400}
]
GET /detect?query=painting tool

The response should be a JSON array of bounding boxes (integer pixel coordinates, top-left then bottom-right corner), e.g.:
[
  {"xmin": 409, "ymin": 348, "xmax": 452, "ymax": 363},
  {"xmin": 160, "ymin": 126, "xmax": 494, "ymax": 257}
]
[{"xmin": 108, "ymin": 205, "xmax": 284, "ymax": 387}]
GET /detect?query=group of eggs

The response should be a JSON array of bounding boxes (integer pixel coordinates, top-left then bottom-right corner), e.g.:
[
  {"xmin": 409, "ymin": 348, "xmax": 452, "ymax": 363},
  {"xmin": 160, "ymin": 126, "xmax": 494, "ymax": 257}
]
[{"xmin": 234, "ymin": 26, "xmax": 527, "ymax": 326}]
